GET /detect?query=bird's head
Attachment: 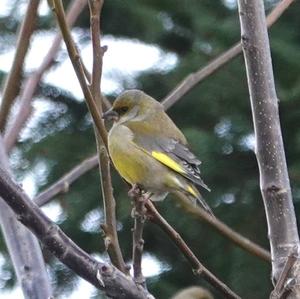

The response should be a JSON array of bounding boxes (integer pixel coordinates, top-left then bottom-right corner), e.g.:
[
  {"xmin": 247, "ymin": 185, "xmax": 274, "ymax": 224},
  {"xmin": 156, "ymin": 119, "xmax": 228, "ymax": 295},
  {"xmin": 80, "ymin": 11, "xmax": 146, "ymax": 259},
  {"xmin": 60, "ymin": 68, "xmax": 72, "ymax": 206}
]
[{"xmin": 102, "ymin": 89, "xmax": 162, "ymax": 124}]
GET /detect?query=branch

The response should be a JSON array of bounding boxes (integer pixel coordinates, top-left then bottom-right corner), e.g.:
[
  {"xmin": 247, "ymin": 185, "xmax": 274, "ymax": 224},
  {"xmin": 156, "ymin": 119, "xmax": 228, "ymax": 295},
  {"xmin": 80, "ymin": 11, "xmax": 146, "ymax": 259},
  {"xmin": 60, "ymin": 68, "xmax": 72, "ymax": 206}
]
[
  {"xmin": 0, "ymin": 0, "xmax": 40, "ymax": 132},
  {"xmin": 146, "ymin": 201, "xmax": 241, "ymax": 299},
  {"xmin": 98, "ymin": 147, "xmax": 128, "ymax": 273},
  {"xmin": 0, "ymin": 136, "xmax": 52, "ymax": 299},
  {"xmin": 88, "ymin": 0, "xmax": 127, "ymax": 273},
  {"xmin": 51, "ymin": 0, "xmax": 108, "ymax": 148},
  {"xmin": 270, "ymin": 247, "xmax": 298, "ymax": 299},
  {"xmin": 51, "ymin": 0, "xmax": 126, "ymax": 273},
  {"xmin": 161, "ymin": 0, "xmax": 295, "ymax": 110},
  {"xmin": 175, "ymin": 192, "xmax": 270, "ymax": 262},
  {"xmin": 102, "ymin": 94, "xmax": 112, "ymax": 110},
  {"xmin": 128, "ymin": 187, "xmax": 147, "ymax": 288},
  {"xmin": 3, "ymin": 0, "xmax": 88, "ymax": 152},
  {"xmin": 0, "ymin": 165, "xmax": 154, "ymax": 299},
  {"xmin": 237, "ymin": 0, "xmax": 300, "ymax": 295},
  {"xmin": 88, "ymin": 0, "xmax": 104, "ymax": 108},
  {"xmin": 132, "ymin": 199, "xmax": 146, "ymax": 287},
  {"xmin": 34, "ymin": 154, "xmax": 98, "ymax": 206}
]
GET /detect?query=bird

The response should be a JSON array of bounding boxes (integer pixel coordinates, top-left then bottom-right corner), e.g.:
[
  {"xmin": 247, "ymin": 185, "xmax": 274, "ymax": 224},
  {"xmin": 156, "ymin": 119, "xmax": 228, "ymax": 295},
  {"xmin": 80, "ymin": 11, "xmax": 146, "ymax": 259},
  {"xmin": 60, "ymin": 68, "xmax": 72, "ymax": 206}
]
[{"xmin": 102, "ymin": 89, "xmax": 212, "ymax": 215}]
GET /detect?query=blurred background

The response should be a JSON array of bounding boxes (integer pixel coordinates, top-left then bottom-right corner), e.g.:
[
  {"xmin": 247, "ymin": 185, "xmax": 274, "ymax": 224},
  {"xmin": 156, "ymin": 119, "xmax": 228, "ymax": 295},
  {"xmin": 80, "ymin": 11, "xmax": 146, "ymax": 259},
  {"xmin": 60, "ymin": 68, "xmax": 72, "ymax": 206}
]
[{"xmin": 0, "ymin": 0, "xmax": 300, "ymax": 298}]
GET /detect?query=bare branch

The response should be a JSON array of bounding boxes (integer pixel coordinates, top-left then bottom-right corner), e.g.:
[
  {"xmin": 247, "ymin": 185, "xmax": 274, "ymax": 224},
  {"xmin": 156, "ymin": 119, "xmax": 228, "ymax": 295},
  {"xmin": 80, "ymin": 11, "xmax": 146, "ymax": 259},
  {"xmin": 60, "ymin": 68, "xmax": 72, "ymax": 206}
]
[
  {"xmin": 88, "ymin": 0, "xmax": 127, "ymax": 273},
  {"xmin": 161, "ymin": 0, "xmax": 295, "ymax": 110},
  {"xmin": 270, "ymin": 247, "xmax": 298, "ymax": 299},
  {"xmin": 146, "ymin": 201, "xmax": 241, "ymax": 299},
  {"xmin": 51, "ymin": 0, "xmax": 108, "ymax": 148},
  {"xmin": 0, "ymin": 0, "xmax": 40, "ymax": 132},
  {"xmin": 266, "ymin": 0, "xmax": 295, "ymax": 27},
  {"xmin": 0, "ymin": 136, "xmax": 52, "ymax": 299},
  {"xmin": 34, "ymin": 154, "xmax": 98, "ymax": 206},
  {"xmin": 237, "ymin": 0, "xmax": 300, "ymax": 296},
  {"xmin": 102, "ymin": 94, "xmax": 112, "ymax": 110},
  {"xmin": 132, "ymin": 199, "xmax": 146, "ymax": 287},
  {"xmin": 3, "ymin": 0, "xmax": 88, "ymax": 152},
  {"xmin": 98, "ymin": 147, "xmax": 128, "ymax": 273},
  {"xmin": 88, "ymin": 0, "xmax": 104, "ymax": 108},
  {"xmin": 176, "ymin": 193, "xmax": 271, "ymax": 262},
  {"xmin": 128, "ymin": 187, "xmax": 147, "ymax": 288},
  {"xmin": 49, "ymin": 0, "xmax": 126, "ymax": 273},
  {"xmin": 0, "ymin": 165, "xmax": 154, "ymax": 299}
]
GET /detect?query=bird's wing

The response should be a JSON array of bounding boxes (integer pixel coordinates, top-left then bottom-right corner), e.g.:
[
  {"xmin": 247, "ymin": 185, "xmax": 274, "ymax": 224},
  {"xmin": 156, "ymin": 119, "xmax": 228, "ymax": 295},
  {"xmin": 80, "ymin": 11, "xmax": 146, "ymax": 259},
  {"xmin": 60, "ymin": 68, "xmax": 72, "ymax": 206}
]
[{"xmin": 133, "ymin": 134, "xmax": 210, "ymax": 191}]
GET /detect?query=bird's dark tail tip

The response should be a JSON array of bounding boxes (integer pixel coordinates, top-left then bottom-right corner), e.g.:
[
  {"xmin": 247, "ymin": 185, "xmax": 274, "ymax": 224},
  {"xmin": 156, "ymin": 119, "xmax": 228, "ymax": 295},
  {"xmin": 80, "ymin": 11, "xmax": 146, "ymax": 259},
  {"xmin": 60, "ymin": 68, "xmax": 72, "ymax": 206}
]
[
  {"xmin": 185, "ymin": 184, "xmax": 214, "ymax": 217},
  {"xmin": 189, "ymin": 194, "xmax": 214, "ymax": 218}
]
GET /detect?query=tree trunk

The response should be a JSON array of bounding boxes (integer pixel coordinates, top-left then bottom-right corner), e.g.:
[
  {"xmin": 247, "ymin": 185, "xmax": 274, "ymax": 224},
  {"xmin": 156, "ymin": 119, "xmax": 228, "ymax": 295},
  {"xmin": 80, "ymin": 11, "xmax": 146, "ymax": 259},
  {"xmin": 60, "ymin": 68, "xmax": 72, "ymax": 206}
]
[{"xmin": 237, "ymin": 0, "xmax": 300, "ymax": 297}]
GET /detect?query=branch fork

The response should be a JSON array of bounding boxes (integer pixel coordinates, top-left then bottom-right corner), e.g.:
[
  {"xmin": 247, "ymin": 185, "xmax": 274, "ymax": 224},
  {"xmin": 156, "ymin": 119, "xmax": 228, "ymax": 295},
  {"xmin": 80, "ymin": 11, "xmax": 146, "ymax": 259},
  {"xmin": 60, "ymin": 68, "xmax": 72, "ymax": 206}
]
[{"xmin": 271, "ymin": 247, "xmax": 299, "ymax": 299}]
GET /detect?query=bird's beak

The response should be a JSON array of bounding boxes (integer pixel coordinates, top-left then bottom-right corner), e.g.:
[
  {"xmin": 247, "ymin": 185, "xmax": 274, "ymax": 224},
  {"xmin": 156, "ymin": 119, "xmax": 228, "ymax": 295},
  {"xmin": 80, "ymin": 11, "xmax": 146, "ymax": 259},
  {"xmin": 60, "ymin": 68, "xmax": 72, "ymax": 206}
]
[{"xmin": 102, "ymin": 108, "xmax": 119, "ymax": 121}]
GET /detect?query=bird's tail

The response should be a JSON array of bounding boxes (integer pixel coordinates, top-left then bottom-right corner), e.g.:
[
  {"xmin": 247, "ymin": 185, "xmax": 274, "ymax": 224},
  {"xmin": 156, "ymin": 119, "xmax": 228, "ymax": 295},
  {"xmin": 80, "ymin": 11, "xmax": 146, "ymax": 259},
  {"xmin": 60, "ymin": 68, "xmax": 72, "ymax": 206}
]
[{"xmin": 185, "ymin": 184, "xmax": 214, "ymax": 217}]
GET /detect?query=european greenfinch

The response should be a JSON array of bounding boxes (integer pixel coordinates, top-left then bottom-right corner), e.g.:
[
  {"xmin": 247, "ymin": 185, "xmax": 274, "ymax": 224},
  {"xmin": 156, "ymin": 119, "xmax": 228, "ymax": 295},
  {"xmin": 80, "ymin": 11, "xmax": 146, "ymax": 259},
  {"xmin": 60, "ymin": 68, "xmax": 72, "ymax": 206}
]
[{"xmin": 102, "ymin": 90, "xmax": 212, "ymax": 214}]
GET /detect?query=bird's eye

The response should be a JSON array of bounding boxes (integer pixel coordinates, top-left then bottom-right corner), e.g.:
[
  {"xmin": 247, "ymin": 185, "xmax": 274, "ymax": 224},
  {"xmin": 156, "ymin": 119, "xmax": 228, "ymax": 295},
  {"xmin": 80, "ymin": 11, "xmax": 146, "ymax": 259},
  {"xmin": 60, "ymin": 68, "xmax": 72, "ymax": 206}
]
[{"xmin": 118, "ymin": 106, "xmax": 129, "ymax": 114}]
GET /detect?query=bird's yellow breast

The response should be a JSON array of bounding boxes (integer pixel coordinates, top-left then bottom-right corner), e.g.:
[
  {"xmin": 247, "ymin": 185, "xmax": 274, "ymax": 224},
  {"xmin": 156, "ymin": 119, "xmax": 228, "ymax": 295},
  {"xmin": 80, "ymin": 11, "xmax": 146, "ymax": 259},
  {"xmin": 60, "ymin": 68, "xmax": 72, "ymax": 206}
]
[{"xmin": 108, "ymin": 124, "xmax": 148, "ymax": 185}]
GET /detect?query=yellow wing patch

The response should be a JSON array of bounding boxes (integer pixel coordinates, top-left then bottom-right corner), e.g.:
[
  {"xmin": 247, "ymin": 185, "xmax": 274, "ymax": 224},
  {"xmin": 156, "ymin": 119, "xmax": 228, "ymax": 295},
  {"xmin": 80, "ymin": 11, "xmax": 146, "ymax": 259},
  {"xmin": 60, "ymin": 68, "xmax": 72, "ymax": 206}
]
[
  {"xmin": 151, "ymin": 151, "xmax": 184, "ymax": 174},
  {"xmin": 187, "ymin": 185, "xmax": 198, "ymax": 197}
]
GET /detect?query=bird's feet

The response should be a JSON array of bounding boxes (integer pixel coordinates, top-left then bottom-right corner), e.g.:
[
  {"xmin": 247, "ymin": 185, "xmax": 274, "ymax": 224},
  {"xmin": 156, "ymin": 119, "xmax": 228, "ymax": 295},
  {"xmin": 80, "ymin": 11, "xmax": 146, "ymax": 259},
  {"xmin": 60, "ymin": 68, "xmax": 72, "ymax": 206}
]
[
  {"xmin": 128, "ymin": 184, "xmax": 143, "ymax": 199},
  {"xmin": 129, "ymin": 185, "xmax": 151, "ymax": 220},
  {"xmin": 128, "ymin": 184, "xmax": 151, "ymax": 203}
]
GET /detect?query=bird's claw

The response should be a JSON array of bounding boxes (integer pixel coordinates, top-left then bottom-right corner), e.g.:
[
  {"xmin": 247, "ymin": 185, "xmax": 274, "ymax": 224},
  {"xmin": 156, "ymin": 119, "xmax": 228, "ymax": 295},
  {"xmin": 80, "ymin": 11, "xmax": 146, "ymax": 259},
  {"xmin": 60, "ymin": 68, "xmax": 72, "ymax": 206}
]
[{"xmin": 128, "ymin": 184, "xmax": 143, "ymax": 198}]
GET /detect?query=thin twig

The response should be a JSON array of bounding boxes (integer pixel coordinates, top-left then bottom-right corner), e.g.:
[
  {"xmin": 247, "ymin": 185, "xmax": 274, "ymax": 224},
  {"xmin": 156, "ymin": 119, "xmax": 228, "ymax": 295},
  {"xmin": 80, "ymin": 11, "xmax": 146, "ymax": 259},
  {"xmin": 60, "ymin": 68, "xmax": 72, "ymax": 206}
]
[
  {"xmin": 34, "ymin": 154, "xmax": 98, "ymax": 206},
  {"xmin": 88, "ymin": 0, "xmax": 127, "ymax": 273},
  {"xmin": 88, "ymin": 0, "xmax": 104, "ymax": 109},
  {"xmin": 82, "ymin": 56, "xmax": 92, "ymax": 83},
  {"xmin": 51, "ymin": 0, "xmax": 108, "ymax": 148},
  {"xmin": 33, "ymin": 154, "xmax": 271, "ymax": 263},
  {"xmin": 0, "ymin": 0, "xmax": 40, "ymax": 132},
  {"xmin": 270, "ymin": 247, "xmax": 298, "ymax": 299},
  {"xmin": 102, "ymin": 94, "xmax": 112, "ymax": 110},
  {"xmin": 0, "ymin": 165, "xmax": 154, "ymax": 299},
  {"xmin": 175, "ymin": 193, "xmax": 271, "ymax": 262},
  {"xmin": 266, "ymin": 0, "xmax": 295, "ymax": 27},
  {"xmin": 161, "ymin": 0, "xmax": 295, "ymax": 110},
  {"xmin": 146, "ymin": 201, "xmax": 241, "ymax": 299},
  {"xmin": 132, "ymin": 199, "xmax": 146, "ymax": 287},
  {"xmin": 98, "ymin": 147, "xmax": 128, "ymax": 273},
  {"xmin": 3, "ymin": 0, "xmax": 88, "ymax": 152},
  {"xmin": 129, "ymin": 187, "xmax": 147, "ymax": 288}
]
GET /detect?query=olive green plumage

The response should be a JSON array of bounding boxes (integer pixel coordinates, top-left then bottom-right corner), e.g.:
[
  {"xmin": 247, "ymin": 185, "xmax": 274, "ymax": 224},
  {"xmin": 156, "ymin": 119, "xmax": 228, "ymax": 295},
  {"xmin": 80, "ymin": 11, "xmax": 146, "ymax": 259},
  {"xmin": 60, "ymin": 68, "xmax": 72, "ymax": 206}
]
[{"xmin": 102, "ymin": 89, "xmax": 212, "ymax": 214}]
